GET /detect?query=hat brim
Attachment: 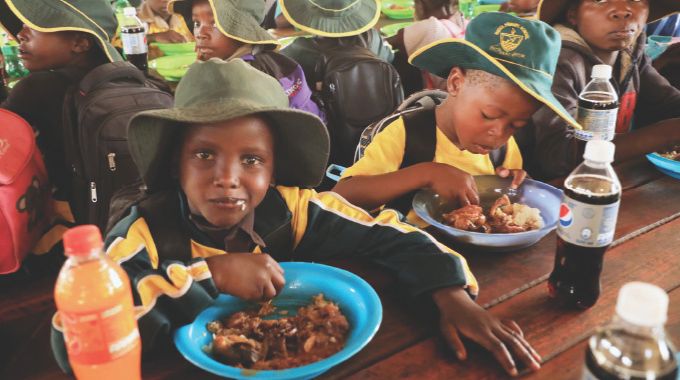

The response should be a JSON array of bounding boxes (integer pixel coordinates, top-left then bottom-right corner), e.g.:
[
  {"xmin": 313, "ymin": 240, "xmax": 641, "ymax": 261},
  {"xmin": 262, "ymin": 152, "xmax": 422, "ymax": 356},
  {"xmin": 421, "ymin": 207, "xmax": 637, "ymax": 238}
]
[
  {"xmin": 537, "ymin": 0, "xmax": 680, "ymax": 25},
  {"xmin": 129, "ymin": 99, "xmax": 329, "ymax": 191},
  {"xmin": 169, "ymin": 0, "xmax": 279, "ymax": 45},
  {"xmin": 279, "ymin": 0, "xmax": 380, "ymax": 37},
  {"xmin": 409, "ymin": 39, "xmax": 581, "ymax": 130},
  {"xmin": 0, "ymin": 0, "xmax": 122, "ymax": 63}
]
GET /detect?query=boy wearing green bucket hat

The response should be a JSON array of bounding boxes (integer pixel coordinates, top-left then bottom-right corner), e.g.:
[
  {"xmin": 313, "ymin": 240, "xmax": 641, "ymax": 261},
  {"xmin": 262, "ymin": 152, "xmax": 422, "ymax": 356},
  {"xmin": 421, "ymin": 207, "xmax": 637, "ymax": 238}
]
[
  {"xmin": 334, "ymin": 12, "xmax": 579, "ymax": 227},
  {"xmin": 168, "ymin": 0, "xmax": 323, "ymax": 119},
  {"xmin": 0, "ymin": 0, "xmax": 122, "ymax": 262},
  {"xmin": 526, "ymin": 0, "xmax": 680, "ymax": 179},
  {"xmin": 49, "ymin": 59, "xmax": 540, "ymax": 376}
]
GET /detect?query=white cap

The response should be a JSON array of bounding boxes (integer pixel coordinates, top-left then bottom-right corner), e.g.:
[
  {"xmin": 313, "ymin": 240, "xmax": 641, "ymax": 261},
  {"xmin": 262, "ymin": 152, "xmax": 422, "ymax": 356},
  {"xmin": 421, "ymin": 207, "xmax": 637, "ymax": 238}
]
[
  {"xmin": 616, "ymin": 282, "xmax": 669, "ymax": 327},
  {"xmin": 123, "ymin": 7, "xmax": 137, "ymax": 17},
  {"xmin": 591, "ymin": 64, "xmax": 613, "ymax": 79},
  {"xmin": 583, "ymin": 140, "xmax": 615, "ymax": 163}
]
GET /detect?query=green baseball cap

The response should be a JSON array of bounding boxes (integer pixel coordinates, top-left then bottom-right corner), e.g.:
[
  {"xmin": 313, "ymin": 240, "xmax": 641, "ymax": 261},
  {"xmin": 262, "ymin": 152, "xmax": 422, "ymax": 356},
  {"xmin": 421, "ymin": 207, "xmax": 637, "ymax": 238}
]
[
  {"xmin": 128, "ymin": 59, "xmax": 329, "ymax": 192},
  {"xmin": 169, "ymin": 0, "xmax": 279, "ymax": 45},
  {"xmin": 279, "ymin": 0, "xmax": 380, "ymax": 37},
  {"xmin": 0, "ymin": 0, "xmax": 122, "ymax": 63},
  {"xmin": 410, "ymin": 12, "xmax": 580, "ymax": 130},
  {"xmin": 537, "ymin": 0, "xmax": 680, "ymax": 25}
]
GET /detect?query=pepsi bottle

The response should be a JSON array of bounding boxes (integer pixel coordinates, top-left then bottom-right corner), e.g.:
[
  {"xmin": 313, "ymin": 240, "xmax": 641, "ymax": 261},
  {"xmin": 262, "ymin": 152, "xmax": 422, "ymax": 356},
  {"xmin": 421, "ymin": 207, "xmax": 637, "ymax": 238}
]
[{"xmin": 548, "ymin": 140, "xmax": 621, "ymax": 309}]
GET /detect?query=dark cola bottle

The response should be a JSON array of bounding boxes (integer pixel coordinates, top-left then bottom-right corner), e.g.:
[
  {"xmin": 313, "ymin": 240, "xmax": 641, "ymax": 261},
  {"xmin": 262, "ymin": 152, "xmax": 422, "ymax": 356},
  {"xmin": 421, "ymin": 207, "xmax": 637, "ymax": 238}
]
[
  {"xmin": 548, "ymin": 140, "xmax": 621, "ymax": 309},
  {"xmin": 120, "ymin": 7, "xmax": 148, "ymax": 73},
  {"xmin": 575, "ymin": 64, "xmax": 619, "ymax": 142}
]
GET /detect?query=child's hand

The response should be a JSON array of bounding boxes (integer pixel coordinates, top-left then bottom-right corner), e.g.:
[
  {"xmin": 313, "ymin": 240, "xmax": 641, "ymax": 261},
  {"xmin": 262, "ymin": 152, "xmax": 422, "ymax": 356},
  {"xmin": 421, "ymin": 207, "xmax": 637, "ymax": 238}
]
[
  {"xmin": 426, "ymin": 162, "xmax": 480, "ymax": 206},
  {"xmin": 495, "ymin": 167, "xmax": 527, "ymax": 190},
  {"xmin": 205, "ymin": 253, "xmax": 285, "ymax": 301},
  {"xmin": 432, "ymin": 287, "xmax": 541, "ymax": 376}
]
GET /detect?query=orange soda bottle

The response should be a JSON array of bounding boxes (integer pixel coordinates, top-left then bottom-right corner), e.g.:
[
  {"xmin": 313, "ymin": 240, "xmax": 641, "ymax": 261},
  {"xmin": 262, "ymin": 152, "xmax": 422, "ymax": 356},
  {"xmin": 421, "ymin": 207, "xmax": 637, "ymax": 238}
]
[{"xmin": 54, "ymin": 225, "xmax": 141, "ymax": 380}]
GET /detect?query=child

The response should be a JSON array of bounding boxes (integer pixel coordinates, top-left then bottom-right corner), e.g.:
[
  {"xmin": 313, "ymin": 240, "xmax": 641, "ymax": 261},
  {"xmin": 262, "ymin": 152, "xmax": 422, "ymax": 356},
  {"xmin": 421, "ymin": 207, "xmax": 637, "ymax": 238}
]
[
  {"xmin": 333, "ymin": 12, "xmax": 579, "ymax": 227},
  {"xmin": 50, "ymin": 59, "xmax": 541, "ymax": 376},
  {"xmin": 169, "ymin": 0, "xmax": 323, "ymax": 119},
  {"xmin": 0, "ymin": 0, "xmax": 123, "ymax": 268},
  {"xmin": 138, "ymin": 0, "xmax": 193, "ymax": 43},
  {"xmin": 278, "ymin": 0, "xmax": 395, "ymax": 85},
  {"xmin": 526, "ymin": 0, "xmax": 680, "ymax": 179}
]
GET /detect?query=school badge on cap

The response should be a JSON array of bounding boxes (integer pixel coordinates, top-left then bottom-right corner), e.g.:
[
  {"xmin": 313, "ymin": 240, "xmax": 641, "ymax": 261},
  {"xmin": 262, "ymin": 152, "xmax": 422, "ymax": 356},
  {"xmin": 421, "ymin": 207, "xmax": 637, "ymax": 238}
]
[{"xmin": 493, "ymin": 22, "xmax": 530, "ymax": 57}]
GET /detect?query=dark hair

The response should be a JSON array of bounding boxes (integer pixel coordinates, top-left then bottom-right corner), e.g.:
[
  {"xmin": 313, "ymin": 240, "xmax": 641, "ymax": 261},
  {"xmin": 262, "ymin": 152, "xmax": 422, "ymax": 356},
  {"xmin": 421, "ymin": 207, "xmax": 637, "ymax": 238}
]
[{"xmin": 415, "ymin": 0, "xmax": 456, "ymax": 18}]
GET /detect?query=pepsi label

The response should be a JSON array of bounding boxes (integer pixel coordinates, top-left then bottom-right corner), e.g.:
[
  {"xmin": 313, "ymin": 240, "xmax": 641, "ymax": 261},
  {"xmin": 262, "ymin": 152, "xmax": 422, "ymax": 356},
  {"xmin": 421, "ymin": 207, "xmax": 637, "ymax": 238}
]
[{"xmin": 557, "ymin": 195, "xmax": 620, "ymax": 247}]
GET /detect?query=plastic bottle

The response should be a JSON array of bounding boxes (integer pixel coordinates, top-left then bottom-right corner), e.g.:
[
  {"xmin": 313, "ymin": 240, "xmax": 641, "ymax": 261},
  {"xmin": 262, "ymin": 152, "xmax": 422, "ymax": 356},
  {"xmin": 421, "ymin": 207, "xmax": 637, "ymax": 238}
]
[
  {"xmin": 54, "ymin": 225, "xmax": 141, "ymax": 380},
  {"xmin": 548, "ymin": 140, "xmax": 621, "ymax": 309},
  {"xmin": 575, "ymin": 64, "xmax": 619, "ymax": 142},
  {"xmin": 1, "ymin": 32, "xmax": 29, "ymax": 81},
  {"xmin": 585, "ymin": 282, "xmax": 678, "ymax": 379},
  {"xmin": 459, "ymin": 0, "xmax": 478, "ymax": 19},
  {"xmin": 119, "ymin": 6, "xmax": 148, "ymax": 73}
]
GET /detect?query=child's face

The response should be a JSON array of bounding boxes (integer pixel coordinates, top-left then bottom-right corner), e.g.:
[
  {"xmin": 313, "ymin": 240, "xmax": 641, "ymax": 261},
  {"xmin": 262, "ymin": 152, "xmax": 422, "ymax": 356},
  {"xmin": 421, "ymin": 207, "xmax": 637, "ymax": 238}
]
[
  {"xmin": 568, "ymin": 0, "xmax": 649, "ymax": 53},
  {"xmin": 16, "ymin": 26, "xmax": 87, "ymax": 72},
  {"xmin": 192, "ymin": 0, "xmax": 242, "ymax": 60},
  {"xmin": 178, "ymin": 116, "xmax": 275, "ymax": 229},
  {"xmin": 443, "ymin": 68, "xmax": 539, "ymax": 155},
  {"xmin": 148, "ymin": 0, "xmax": 171, "ymax": 19}
]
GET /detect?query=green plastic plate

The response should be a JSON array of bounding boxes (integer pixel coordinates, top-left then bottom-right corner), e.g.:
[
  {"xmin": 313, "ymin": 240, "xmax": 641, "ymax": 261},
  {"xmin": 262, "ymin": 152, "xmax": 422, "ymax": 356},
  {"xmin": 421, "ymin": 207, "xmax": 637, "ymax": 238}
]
[{"xmin": 149, "ymin": 53, "xmax": 196, "ymax": 81}]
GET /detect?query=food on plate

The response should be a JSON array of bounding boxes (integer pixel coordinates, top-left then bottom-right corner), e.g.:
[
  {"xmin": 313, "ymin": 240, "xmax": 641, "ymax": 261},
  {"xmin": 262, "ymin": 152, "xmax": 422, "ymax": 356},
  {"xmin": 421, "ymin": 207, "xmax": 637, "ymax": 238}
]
[
  {"xmin": 441, "ymin": 195, "xmax": 543, "ymax": 233},
  {"xmin": 441, "ymin": 204, "xmax": 490, "ymax": 233},
  {"xmin": 659, "ymin": 148, "xmax": 680, "ymax": 161},
  {"xmin": 206, "ymin": 294, "xmax": 349, "ymax": 370},
  {"xmin": 388, "ymin": 4, "xmax": 414, "ymax": 10}
]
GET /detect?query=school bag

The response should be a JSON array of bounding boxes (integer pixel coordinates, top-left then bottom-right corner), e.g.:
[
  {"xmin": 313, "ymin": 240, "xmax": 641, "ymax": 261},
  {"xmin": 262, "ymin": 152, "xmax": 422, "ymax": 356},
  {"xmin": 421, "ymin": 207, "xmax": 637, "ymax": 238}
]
[
  {"xmin": 353, "ymin": 90, "xmax": 507, "ymax": 215},
  {"xmin": 0, "ymin": 109, "xmax": 51, "ymax": 274},
  {"xmin": 62, "ymin": 61, "xmax": 174, "ymax": 231},
  {"xmin": 315, "ymin": 43, "xmax": 404, "ymax": 168}
]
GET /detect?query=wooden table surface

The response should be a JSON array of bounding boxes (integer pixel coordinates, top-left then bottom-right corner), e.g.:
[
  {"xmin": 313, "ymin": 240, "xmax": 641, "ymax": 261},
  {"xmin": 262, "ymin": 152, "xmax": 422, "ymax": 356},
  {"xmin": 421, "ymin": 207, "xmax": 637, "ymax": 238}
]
[{"xmin": 2, "ymin": 157, "xmax": 679, "ymax": 380}]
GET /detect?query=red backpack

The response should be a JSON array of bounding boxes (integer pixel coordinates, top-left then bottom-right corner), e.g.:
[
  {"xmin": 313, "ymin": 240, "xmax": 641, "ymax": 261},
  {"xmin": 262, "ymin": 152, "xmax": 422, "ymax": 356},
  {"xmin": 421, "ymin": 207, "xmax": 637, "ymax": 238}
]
[{"xmin": 0, "ymin": 109, "xmax": 52, "ymax": 274}]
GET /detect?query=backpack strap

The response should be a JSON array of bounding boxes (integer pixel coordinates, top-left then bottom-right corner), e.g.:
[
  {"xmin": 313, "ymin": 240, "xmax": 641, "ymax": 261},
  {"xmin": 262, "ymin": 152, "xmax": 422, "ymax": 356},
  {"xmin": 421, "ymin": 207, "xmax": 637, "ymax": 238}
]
[
  {"xmin": 385, "ymin": 108, "xmax": 437, "ymax": 215},
  {"xmin": 79, "ymin": 61, "xmax": 145, "ymax": 94}
]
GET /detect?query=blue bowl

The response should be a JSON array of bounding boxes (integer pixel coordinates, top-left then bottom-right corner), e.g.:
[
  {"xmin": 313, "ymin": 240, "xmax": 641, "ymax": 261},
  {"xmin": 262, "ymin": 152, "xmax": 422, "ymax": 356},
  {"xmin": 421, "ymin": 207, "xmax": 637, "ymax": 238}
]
[
  {"xmin": 646, "ymin": 153, "xmax": 680, "ymax": 180},
  {"xmin": 174, "ymin": 262, "xmax": 382, "ymax": 379},
  {"xmin": 413, "ymin": 175, "xmax": 563, "ymax": 252}
]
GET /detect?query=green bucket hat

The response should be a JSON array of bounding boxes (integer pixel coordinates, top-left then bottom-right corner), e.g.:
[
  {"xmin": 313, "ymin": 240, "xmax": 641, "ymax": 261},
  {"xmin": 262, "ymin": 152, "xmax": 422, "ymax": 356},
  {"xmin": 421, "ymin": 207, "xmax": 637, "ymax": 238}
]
[
  {"xmin": 537, "ymin": 0, "xmax": 680, "ymax": 25},
  {"xmin": 0, "ymin": 0, "xmax": 122, "ymax": 63},
  {"xmin": 128, "ymin": 59, "xmax": 329, "ymax": 192},
  {"xmin": 169, "ymin": 0, "xmax": 279, "ymax": 45},
  {"xmin": 279, "ymin": 0, "xmax": 381, "ymax": 37},
  {"xmin": 410, "ymin": 12, "xmax": 580, "ymax": 130}
]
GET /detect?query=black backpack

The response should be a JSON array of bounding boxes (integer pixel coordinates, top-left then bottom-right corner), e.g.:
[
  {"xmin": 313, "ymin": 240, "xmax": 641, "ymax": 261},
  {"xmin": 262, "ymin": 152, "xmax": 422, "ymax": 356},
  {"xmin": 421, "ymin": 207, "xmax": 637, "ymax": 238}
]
[
  {"xmin": 315, "ymin": 44, "xmax": 404, "ymax": 168},
  {"xmin": 353, "ymin": 90, "xmax": 507, "ymax": 215},
  {"xmin": 62, "ymin": 61, "xmax": 174, "ymax": 231}
]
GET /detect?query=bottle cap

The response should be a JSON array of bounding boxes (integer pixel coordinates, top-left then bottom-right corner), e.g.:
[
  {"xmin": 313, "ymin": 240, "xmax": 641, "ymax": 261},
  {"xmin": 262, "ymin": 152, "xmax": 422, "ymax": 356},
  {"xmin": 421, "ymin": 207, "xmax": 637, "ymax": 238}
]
[
  {"xmin": 63, "ymin": 225, "xmax": 103, "ymax": 256},
  {"xmin": 123, "ymin": 6, "xmax": 137, "ymax": 17},
  {"xmin": 616, "ymin": 282, "xmax": 668, "ymax": 327},
  {"xmin": 591, "ymin": 64, "xmax": 612, "ymax": 79},
  {"xmin": 583, "ymin": 140, "xmax": 615, "ymax": 163}
]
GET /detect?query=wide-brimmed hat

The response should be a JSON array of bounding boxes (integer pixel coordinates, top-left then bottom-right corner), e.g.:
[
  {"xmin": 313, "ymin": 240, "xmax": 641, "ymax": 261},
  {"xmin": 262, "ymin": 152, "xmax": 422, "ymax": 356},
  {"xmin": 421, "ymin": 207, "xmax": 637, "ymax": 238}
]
[
  {"xmin": 128, "ymin": 59, "xmax": 329, "ymax": 192},
  {"xmin": 537, "ymin": 0, "xmax": 680, "ymax": 25},
  {"xmin": 410, "ymin": 12, "xmax": 580, "ymax": 130},
  {"xmin": 169, "ymin": 0, "xmax": 278, "ymax": 45},
  {"xmin": 279, "ymin": 0, "xmax": 380, "ymax": 37},
  {"xmin": 0, "ymin": 0, "xmax": 122, "ymax": 63}
]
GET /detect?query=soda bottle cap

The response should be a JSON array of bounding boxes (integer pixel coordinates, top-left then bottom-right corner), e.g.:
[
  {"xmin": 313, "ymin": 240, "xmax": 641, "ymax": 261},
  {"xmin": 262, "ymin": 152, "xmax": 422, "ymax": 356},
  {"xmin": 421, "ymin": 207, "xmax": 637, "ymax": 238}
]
[
  {"xmin": 63, "ymin": 225, "xmax": 103, "ymax": 256},
  {"xmin": 591, "ymin": 64, "xmax": 612, "ymax": 79},
  {"xmin": 583, "ymin": 140, "xmax": 615, "ymax": 163},
  {"xmin": 123, "ymin": 6, "xmax": 137, "ymax": 17},
  {"xmin": 616, "ymin": 282, "xmax": 668, "ymax": 327}
]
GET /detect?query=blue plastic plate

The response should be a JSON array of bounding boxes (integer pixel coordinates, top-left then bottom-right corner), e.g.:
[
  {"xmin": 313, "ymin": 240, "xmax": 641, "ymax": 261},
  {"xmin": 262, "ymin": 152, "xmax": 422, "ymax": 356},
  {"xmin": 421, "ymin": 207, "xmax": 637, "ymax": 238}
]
[
  {"xmin": 413, "ymin": 175, "xmax": 563, "ymax": 252},
  {"xmin": 646, "ymin": 153, "xmax": 680, "ymax": 180},
  {"xmin": 174, "ymin": 262, "xmax": 382, "ymax": 379}
]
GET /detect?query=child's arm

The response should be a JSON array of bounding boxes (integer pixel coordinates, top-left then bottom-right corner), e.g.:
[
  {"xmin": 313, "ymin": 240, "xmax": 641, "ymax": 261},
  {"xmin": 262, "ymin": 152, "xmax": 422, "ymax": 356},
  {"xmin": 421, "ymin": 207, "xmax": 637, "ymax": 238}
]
[
  {"xmin": 611, "ymin": 117, "xmax": 680, "ymax": 162},
  {"xmin": 205, "ymin": 253, "xmax": 285, "ymax": 301},
  {"xmin": 634, "ymin": 53, "xmax": 680, "ymax": 128}
]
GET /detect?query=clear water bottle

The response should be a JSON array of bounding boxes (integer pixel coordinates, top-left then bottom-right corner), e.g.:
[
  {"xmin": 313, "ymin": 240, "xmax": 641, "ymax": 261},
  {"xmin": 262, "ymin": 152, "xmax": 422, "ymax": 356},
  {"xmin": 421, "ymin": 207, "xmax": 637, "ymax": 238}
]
[
  {"xmin": 459, "ymin": 0, "xmax": 478, "ymax": 19},
  {"xmin": 575, "ymin": 64, "xmax": 619, "ymax": 142},
  {"xmin": 585, "ymin": 282, "xmax": 678, "ymax": 379},
  {"xmin": 119, "ymin": 6, "xmax": 148, "ymax": 73},
  {"xmin": 548, "ymin": 140, "xmax": 621, "ymax": 309}
]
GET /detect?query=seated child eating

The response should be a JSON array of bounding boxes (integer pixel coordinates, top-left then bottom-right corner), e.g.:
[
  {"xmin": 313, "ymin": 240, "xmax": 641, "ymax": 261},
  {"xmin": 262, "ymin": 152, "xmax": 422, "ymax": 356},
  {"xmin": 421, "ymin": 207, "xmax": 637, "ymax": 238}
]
[
  {"xmin": 138, "ymin": 0, "xmax": 194, "ymax": 44},
  {"xmin": 49, "ymin": 59, "xmax": 541, "ymax": 376},
  {"xmin": 526, "ymin": 0, "xmax": 680, "ymax": 179},
  {"xmin": 168, "ymin": 0, "xmax": 323, "ymax": 119},
  {"xmin": 333, "ymin": 12, "xmax": 579, "ymax": 227}
]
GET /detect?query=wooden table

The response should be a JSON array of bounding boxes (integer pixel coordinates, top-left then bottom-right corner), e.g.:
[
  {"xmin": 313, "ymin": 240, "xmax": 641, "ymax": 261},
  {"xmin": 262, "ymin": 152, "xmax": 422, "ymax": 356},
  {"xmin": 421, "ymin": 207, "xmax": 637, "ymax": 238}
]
[{"xmin": 2, "ymin": 157, "xmax": 679, "ymax": 380}]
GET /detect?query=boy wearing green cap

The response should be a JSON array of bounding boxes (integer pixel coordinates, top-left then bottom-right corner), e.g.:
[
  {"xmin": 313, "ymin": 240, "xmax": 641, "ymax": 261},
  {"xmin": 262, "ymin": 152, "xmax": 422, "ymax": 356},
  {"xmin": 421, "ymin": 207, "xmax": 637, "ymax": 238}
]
[
  {"xmin": 169, "ymin": 0, "xmax": 323, "ymax": 119},
  {"xmin": 0, "ymin": 0, "xmax": 123, "ymax": 263},
  {"xmin": 526, "ymin": 0, "xmax": 680, "ymax": 179},
  {"xmin": 50, "ymin": 59, "xmax": 541, "ymax": 376},
  {"xmin": 334, "ymin": 12, "xmax": 579, "ymax": 227}
]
